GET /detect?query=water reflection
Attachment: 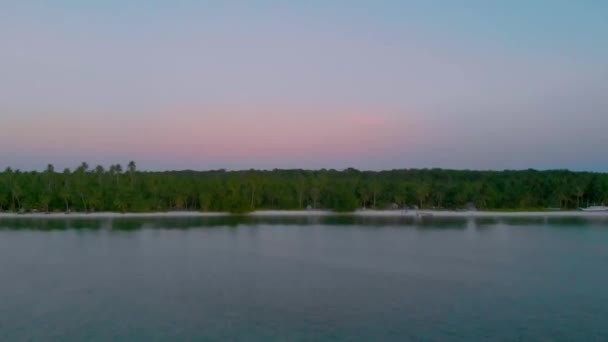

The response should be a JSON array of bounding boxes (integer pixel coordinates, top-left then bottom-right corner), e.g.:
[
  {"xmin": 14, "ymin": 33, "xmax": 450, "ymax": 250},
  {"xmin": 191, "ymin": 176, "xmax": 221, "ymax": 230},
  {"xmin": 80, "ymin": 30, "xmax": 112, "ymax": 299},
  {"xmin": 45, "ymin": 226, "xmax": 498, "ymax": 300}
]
[
  {"xmin": 1, "ymin": 214, "xmax": 607, "ymax": 231},
  {"xmin": 0, "ymin": 218, "xmax": 105, "ymax": 230}
]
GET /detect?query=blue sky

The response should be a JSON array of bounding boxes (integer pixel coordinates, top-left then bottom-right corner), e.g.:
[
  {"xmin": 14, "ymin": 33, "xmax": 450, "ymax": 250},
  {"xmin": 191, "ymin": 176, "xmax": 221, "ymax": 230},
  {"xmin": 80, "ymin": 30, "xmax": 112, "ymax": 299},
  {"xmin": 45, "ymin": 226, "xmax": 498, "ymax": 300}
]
[{"xmin": 1, "ymin": 1, "xmax": 607, "ymax": 171}]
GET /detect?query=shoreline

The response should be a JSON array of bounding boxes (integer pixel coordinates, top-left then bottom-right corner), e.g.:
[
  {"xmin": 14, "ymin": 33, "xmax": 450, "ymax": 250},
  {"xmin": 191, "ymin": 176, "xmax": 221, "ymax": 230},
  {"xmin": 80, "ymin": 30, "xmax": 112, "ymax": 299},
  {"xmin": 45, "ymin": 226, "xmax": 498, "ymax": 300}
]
[{"xmin": 0, "ymin": 209, "xmax": 607, "ymax": 219}]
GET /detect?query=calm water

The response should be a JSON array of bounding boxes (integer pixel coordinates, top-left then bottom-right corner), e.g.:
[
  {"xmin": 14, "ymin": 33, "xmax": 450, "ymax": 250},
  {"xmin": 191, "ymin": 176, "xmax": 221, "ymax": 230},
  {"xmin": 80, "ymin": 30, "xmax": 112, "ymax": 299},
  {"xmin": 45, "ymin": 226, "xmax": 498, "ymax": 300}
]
[{"xmin": 1, "ymin": 216, "xmax": 607, "ymax": 341}]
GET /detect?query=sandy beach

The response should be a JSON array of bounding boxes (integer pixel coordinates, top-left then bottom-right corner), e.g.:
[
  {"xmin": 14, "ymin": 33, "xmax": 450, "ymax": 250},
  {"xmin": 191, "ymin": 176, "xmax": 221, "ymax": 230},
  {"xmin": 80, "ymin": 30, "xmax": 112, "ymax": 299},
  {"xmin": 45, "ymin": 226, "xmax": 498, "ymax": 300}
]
[{"xmin": 0, "ymin": 209, "xmax": 607, "ymax": 219}]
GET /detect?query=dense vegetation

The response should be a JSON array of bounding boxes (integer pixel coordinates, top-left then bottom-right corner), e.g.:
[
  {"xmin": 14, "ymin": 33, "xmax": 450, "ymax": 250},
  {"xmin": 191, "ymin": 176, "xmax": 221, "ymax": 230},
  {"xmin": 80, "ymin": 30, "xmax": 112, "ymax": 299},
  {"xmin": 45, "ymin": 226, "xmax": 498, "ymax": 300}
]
[{"xmin": 1, "ymin": 162, "xmax": 607, "ymax": 213}]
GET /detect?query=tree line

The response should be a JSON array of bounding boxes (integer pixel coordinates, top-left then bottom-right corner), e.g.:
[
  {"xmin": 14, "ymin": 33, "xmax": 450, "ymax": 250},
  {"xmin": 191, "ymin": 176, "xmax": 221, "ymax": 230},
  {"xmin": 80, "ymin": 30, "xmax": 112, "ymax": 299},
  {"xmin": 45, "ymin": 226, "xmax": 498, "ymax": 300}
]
[{"xmin": 1, "ymin": 162, "xmax": 607, "ymax": 213}]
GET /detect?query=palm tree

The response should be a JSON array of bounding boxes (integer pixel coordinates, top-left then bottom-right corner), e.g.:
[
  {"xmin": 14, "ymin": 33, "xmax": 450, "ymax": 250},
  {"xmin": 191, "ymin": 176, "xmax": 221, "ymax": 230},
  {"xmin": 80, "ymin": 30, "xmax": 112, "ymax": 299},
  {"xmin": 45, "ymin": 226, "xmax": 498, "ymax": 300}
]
[
  {"xmin": 359, "ymin": 191, "xmax": 370, "ymax": 209},
  {"xmin": 113, "ymin": 196, "xmax": 127, "ymax": 213},
  {"xmin": 558, "ymin": 192, "xmax": 569, "ymax": 209},
  {"xmin": 310, "ymin": 187, "xmax": 320, "ymax": 209},
  {"xmin": 11, "ymin": 184, "xmax": 23, "ymax": 211},
  {"xmin": 76, "ymin": 162, "xmax": 89, "ymax": 173},
  {"xmin": 127, "ymin": 161, "xmax": 137, "ymax": 186},
  {"xmin": 60, "ymin": 168, "xmax": 72, "ymax": 212},
  {"xmin": 88, "ymin": 191, "xmax": 102, "ymax": 212},
  {"xmin": 39, "ymin": 193, "xmax": 51, "ymax": 213},
  {"xmin": 416, "ymin": 184, "xmax": 430, "ymax": 209},
  {"xmin": 44, "ymin": 164, "xmax": 55, "ymax": 192},
  {"xmin": 433, "ymin": 185, "xmax": 446, "ymax": 208},
  {"xmin": 370, "ymin": 180, "xmax": 382, "ymax": 209},
  {"xmin": 295, "ymin": 174, "xmax": 307, "ymax": 209},
  {"xmin": 74, "ymin": 162, "xmax": 90, "ymax": 211},
  {"xmin": 110, "ymin": 164, "xmax": 122, "ymax": 186},
  {"xmin": 94, "ymin": 165, "xmax": 105, "ymax": 186},
  {"xmin": 59, "ymin": 188, "xmax": 71, "ymax": 212},
  {"xmin": 575, "ymin": 186, "xmax": 585, "ymax": 209},
  {"xmin": 0, "ymin": 195, "xmax": 8, "ymax": 211},
  {"xmin": 127, "ymin": 161, "xmax": 137, "ymax": 173},
  {"xmin": 245, "ymin": 173, "xmax": 261, "ymax": 209},
  {"xmin": 393, "ymin": 194, "xmax": 404, "ymax": 208}
]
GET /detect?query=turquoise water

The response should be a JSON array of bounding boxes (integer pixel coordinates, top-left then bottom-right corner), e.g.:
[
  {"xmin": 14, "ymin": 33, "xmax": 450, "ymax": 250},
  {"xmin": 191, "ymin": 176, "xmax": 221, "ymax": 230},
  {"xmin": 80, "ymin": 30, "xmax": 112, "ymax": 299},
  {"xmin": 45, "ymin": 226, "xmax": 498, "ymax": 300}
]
[{"xmin": 1, "ymin": 216, "xmax": 607, "ymax": 341}]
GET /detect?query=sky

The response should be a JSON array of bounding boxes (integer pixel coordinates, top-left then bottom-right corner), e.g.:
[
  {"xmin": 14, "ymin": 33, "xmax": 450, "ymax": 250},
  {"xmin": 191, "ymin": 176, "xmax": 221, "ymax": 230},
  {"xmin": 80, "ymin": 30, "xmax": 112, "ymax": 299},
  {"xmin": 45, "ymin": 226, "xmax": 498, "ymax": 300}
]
[{"xmin": 1, "ymin": 0, "xmax": 607, "ymax": 171}]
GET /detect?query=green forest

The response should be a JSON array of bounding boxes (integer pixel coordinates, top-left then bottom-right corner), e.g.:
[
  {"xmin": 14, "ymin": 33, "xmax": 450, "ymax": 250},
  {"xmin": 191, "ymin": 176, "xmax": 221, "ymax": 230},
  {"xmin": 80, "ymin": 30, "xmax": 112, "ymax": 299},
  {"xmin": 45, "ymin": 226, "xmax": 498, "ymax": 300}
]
[{"xmin": 1, "ymin": 162, "xmax": 607, "ymax": 213}]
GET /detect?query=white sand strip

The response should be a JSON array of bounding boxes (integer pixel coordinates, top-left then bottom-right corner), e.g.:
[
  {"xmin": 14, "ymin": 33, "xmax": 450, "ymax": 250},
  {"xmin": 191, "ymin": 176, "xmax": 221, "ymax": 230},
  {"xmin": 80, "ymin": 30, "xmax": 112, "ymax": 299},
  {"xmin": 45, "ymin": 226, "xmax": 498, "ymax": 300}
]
[{"xmin": 1, "ymin": 209, "xmax": 607, "ymax": 219}]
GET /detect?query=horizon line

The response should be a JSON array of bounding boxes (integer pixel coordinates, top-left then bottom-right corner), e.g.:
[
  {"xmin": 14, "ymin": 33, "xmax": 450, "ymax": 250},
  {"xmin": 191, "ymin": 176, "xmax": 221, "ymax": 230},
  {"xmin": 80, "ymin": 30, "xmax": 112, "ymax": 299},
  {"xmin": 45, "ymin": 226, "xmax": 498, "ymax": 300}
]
[{"xmin": 1, "ymin": 164, "xmax": 603, "ymax": 174}]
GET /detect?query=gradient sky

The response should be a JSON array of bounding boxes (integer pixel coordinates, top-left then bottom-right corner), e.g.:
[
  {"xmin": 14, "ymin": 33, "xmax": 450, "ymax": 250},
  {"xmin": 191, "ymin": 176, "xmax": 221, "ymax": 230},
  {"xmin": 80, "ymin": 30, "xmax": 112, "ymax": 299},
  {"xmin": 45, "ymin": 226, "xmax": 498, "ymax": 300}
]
[{"xmin": 1, "ymin": 1, "xmax": 607, "ymax": 171}]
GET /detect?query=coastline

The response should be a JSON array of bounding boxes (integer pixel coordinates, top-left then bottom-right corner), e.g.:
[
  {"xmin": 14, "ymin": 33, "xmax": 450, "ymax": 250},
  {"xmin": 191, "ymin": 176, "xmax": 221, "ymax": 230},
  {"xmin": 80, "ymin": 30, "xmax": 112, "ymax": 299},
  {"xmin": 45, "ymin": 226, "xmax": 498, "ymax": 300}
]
[{"xmin": 0, "ymin": 209, "xmax": 607, "ymax": 219}]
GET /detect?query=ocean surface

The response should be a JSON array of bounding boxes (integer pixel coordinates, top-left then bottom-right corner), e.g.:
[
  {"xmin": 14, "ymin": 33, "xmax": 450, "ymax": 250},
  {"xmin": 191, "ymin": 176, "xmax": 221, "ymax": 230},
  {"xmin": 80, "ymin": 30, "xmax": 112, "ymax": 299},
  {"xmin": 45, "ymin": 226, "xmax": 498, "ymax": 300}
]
[{"xmin": 1, "ymin": 215, "xmax": 607, "ymax": 341}]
